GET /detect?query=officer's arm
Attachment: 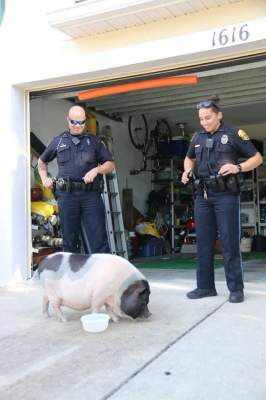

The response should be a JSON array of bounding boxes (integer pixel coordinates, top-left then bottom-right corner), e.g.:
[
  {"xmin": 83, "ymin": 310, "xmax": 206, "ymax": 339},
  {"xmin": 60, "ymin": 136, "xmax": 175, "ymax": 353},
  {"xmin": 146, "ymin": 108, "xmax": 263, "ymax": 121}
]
[
  {"xmin": 237, "ymin": 152, "xmax": 263, "ymax": 172},
  {"xmin": 83, "ymin": 161, "xmax": 115, "ymax": 183},
  {"xmin": 97, "ymin": 160, "xmax": 115, "ymax": 175},
  {"xmin": 182, "ymin": 157, "xmax": 196, "ymax": 184},
  {"xmin": 37, "ymin": 158, "xmax": 54, "ymax": 188},
  {"xmin": 219, "ymin": 152, "xmax": 263, "ymax": 175}
]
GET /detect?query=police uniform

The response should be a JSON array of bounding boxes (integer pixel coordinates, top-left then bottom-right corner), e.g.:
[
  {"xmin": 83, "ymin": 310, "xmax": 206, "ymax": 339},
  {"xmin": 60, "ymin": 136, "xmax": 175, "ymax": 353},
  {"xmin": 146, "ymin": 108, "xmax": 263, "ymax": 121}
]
[
  {"xmin": 40, "ymin": 131, "xmax": 113, "ymax": 253},
  {"xmin": 186, "ymin": 123, "xmax": 257, "ymax": 293}
]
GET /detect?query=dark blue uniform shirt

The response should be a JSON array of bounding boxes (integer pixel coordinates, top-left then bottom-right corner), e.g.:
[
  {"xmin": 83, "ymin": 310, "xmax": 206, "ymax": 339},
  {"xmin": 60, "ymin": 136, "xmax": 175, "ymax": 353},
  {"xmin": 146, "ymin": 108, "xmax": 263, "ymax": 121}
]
[
  {"xmin": 40, "ymin": 131, "xmax": 113, "ymax": 181},
  {"xmin": 186, "ymin": 123, "xmax": 257, "ymax": 177}
]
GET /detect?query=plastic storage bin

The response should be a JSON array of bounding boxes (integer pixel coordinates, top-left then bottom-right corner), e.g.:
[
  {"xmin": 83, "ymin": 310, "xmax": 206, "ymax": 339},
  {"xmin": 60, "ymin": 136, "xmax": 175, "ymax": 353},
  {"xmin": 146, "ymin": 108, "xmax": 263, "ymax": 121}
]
[
  {"xmin": 158, "ymin": 139, "xmax": 189, "ymax": 157},
  {"xmin": 137, "ymin": 238, "xmax": 163, "ymax": 257}
]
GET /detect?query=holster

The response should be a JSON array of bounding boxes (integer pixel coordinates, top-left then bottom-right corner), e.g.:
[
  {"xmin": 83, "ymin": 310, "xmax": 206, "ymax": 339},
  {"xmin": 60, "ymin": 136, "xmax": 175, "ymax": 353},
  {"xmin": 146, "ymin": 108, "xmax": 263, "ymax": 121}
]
[
  {"xmin": 224, "ymin": 173, "xmax": 244, "ymax": 192},
  {"xmin": 215, "ymin": 175, "xmax": 227, "ymax": 191},
  {"xmin": 91, "ymin": 175, "xmax": 104, "ymax": 192},
  {"xmin": 188, "ymin": 172, "xmax": 203, "ymax": 196},
  {"xmin": 55, "ymin": 177, "xmax": 71, "ymax": 192}
]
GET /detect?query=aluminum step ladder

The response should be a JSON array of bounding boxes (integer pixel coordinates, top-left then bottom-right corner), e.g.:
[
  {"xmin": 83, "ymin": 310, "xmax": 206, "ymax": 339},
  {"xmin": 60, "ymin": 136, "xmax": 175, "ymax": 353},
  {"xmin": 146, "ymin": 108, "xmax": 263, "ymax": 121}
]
[{"xmin": 103, "ymin": 171, "xmax": 128, "ymax": 259}]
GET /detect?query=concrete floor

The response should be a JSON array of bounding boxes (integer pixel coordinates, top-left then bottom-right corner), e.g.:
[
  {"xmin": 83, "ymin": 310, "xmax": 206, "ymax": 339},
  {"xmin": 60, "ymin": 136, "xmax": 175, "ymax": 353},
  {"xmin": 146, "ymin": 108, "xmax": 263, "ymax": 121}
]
[{"xmin": 1, "ymin": 259, "xmax": 266, "ymax": 400}]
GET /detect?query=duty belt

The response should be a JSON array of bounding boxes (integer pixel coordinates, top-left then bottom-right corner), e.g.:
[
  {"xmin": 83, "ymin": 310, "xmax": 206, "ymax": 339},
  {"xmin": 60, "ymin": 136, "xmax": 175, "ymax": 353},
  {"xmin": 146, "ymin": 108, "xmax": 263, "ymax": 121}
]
[
  {"xmin": 54, "ymin": 177, "xmax": 102, "ymax": 192},
  {"xmin": 189, "ymin": 173, "xmax": 244, "ymax": 199}
]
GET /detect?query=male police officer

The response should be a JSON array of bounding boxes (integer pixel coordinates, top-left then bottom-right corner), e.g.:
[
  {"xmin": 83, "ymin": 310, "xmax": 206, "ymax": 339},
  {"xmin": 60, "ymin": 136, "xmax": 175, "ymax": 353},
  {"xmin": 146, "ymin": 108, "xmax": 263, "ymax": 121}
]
[
  {"xmin": 182, "ymin": 98, "xmax": 263, "ymax": 303},
  {"xmin": 38, "ymin": 105, "xmax": 115, "ymax": 254}
]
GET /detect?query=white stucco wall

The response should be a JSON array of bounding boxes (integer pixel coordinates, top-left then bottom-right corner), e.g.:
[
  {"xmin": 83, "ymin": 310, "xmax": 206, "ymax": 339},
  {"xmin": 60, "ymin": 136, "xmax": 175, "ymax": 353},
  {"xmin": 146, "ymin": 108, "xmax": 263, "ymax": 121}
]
[{"xmin": 1, "ymin": 0, "xmax": 266, "ymax": 284}]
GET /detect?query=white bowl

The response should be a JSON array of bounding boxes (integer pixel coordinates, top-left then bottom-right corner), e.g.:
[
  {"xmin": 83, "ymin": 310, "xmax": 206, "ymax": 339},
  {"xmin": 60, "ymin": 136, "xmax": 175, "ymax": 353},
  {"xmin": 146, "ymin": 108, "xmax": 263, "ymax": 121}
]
[{"xmin": 81, "ymin": 313, "xmax": 110, "ymax": 333}]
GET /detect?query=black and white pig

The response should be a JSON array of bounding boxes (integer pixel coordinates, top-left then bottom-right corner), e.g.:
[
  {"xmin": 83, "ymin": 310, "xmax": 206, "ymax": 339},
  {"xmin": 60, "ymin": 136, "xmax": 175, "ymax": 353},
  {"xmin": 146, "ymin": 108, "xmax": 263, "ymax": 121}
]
[{"xmin": 37, "ymin": 252, "xmax": 151, "ymax": 322}]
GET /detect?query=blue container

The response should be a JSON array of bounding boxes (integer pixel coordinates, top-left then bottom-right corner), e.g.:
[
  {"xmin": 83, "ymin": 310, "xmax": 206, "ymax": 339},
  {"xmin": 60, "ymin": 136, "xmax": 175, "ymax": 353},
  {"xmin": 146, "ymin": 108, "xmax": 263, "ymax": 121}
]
[
  {"xmin": 137, "ymin": 238, "xmax": 163, "ymax": 257},
  {"xmin": 158, "ymin": 139, "xmax": 189, "ymax": 157}
]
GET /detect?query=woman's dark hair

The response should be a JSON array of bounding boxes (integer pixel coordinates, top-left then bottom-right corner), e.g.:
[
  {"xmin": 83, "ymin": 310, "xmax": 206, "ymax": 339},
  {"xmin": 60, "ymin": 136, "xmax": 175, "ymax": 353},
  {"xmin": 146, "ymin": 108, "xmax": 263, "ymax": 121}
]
[{"xmin": 196, "ymin": 95, "xmax": 221, "ymax": 113}]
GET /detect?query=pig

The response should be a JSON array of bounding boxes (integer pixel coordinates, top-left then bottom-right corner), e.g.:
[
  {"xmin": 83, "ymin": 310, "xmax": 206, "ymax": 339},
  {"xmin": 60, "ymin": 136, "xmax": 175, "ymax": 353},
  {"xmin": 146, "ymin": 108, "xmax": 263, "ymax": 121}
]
[{"xmin": 37, "ymin": 252, "xmax": 151, "ymax": 323}]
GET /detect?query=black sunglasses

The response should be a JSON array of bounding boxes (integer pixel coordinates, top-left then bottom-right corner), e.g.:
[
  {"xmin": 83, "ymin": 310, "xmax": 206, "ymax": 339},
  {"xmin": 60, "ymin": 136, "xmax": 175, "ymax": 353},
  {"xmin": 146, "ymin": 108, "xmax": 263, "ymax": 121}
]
[
  {"xmin": 69, "ymin": 119, "xmax": 86, "ymax": 126},
  {"xmin": 196, "ymin": 100, "xmax": 220, "ymax": 110}
]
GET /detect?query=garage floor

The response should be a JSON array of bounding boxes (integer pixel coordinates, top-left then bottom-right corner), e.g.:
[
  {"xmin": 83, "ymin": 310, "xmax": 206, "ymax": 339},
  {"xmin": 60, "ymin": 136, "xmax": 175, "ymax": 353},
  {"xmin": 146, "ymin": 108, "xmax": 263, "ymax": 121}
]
[{"xmin": 1, "ymin": 259, "xmax": 266, "ymax": 400}]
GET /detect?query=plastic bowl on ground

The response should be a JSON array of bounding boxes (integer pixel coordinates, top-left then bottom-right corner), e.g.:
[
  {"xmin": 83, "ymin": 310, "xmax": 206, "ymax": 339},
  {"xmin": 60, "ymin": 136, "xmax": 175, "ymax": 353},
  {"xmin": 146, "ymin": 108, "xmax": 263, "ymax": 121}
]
[{"xmin": 80, "ymin": 313, "xmax": 110, "ymax": 333}]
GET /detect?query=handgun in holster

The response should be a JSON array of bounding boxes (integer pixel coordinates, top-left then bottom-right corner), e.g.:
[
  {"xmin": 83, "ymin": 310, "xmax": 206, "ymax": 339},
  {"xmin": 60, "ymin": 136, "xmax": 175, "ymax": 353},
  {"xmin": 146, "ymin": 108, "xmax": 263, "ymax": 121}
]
[
  {"xmin": 224, "ymin": 173, "xmax": 244, "ymax": 193},
  {"xmin": 215, "ymin": 174, "xmax": 227, "ymax": 191},
  {"xmin": 92, "ymin": 175, "xmax": 104, "ymax": 192},
  {"xmin": 188, "ymin": 171, "xmax": 202, "ymax": 197},
  {"xmin": 55, "ymin": 177, "xmax": 71, "ymax": 192}
]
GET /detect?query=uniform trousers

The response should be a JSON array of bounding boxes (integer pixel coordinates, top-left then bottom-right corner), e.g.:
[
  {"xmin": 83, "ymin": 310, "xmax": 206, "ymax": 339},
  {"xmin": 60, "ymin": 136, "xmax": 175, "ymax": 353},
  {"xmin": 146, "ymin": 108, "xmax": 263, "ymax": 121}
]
[
  {"xmin": 194, "ymin": 191, "xmax": 243, "ymax": 292},
  {"xmin": 56, "ymin": 190, "xmax": 110, "ymax": 254}
]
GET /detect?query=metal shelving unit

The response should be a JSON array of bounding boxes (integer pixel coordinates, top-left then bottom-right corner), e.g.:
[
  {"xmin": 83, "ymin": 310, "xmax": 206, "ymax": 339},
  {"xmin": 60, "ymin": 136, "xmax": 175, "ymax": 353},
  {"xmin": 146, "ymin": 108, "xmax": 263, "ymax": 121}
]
[
  {"xmin": 256, "ymin": 162, "xmax": 266, "ymax": 236},
  {"xmin": 240, "ymin": 160, "xmax": 266, "ymax": 237},
  {"xmin": 240, "ymin": 169, "xmax": 257, "ymax": 234},
  {"xmin": 152, "ymin": 158, "xmax": 175, "ymax": 252},
  {"xmin": 151, "ymin": 157, "xmax": 190, "ymax": 253}
]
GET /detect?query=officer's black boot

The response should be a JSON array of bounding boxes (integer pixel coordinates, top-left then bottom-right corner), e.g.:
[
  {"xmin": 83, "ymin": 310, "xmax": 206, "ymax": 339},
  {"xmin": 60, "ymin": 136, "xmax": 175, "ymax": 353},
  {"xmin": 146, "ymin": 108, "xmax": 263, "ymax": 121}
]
[
  {"xmin": 187, "ymin": 288, "xmax": 217, "ymax": 299},
  {"xmin": 229, "ymin": 290, "xmax": 244, "ymax": 303}
]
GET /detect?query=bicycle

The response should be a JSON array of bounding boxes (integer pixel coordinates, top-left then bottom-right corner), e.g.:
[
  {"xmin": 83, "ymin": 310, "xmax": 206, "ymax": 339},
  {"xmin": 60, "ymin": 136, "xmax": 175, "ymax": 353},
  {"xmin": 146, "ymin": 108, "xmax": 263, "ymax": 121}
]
[{"xmin": 128, "ymin": 114, "xmax": 172, "ymax": 175}]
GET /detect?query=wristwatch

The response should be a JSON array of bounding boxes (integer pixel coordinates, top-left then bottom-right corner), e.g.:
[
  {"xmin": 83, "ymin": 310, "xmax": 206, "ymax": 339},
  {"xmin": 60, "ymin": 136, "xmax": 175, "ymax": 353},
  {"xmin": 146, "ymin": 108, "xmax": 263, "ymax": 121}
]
[{"xmin": 236, "ymin": 164, "xmax": 242, "ymax": 173}]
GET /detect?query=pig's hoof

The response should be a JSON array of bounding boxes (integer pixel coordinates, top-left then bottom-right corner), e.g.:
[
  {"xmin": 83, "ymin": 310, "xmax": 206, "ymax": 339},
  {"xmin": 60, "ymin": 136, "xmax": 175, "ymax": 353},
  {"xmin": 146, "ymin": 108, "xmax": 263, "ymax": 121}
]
[
  {"xmin": 110, "ymin": 315, "xmax": 119, "ymax": 323},
  {"xmin": 60, "ymin": 316, "xmax": 68, "ymax": 323}
]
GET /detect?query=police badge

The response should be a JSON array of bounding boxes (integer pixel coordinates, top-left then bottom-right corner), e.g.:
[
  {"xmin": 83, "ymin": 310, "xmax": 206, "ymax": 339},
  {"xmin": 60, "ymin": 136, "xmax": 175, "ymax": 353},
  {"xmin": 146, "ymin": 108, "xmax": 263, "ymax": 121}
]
[{"xmin": 221, "ymin": 134, "xmax": 228, "ymax": 144}]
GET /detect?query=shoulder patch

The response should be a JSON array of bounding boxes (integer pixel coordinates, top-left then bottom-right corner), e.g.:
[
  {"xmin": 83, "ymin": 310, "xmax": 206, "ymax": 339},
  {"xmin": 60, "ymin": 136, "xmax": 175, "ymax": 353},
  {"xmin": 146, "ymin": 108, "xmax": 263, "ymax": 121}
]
[{"xmin": 238, "ymin": 129, "xmax": 250, "ymax": 141}]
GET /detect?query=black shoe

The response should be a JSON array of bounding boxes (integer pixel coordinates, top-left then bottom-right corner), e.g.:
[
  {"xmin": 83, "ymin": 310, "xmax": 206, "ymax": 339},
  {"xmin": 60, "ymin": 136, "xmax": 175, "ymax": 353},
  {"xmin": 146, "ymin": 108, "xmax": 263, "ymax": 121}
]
[
  {"xmin": 187, "ymin": 288, "xmax": 217, "ymax": 299},
  {"xmin": 229, "ymin": 290, "xmax": 244, "ymax": 303}
]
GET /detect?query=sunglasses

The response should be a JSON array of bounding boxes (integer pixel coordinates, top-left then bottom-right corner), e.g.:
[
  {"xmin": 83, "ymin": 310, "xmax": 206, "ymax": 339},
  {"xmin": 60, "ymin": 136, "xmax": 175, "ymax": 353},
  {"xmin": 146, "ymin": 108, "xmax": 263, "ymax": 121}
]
[
  {"xmin": 69, "ymin": 119, "xmax": 86, "ymax": 126},
  {"xmin": 196, "ymin": 100, "xmax": 220, "ymax": 110}
]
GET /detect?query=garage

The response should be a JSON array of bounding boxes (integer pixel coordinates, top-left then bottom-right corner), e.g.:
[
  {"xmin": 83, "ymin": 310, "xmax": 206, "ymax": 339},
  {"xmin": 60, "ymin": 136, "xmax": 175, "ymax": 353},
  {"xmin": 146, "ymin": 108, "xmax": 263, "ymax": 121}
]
[
  {"xmin": 1, "ymin": 0, "xmax": 266, "ymax": 284},
  {"xmin": 29, "ymin": 54, "xmax": 266, "ymax": 269}
]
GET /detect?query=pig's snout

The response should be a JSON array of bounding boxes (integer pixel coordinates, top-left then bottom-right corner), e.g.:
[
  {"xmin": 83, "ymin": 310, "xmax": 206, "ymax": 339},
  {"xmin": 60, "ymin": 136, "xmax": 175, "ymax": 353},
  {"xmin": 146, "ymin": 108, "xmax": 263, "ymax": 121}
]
[{"xmin": 140, "ymin": 307, "xmax": 152, "ymax": 319}]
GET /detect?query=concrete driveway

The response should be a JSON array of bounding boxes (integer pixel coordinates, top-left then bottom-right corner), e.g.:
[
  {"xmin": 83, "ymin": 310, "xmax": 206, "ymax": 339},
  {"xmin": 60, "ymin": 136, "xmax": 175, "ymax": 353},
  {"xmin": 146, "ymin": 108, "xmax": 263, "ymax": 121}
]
[{"xmin": 0, "ymin": 259, "xmax": 266, "ymax": 400}]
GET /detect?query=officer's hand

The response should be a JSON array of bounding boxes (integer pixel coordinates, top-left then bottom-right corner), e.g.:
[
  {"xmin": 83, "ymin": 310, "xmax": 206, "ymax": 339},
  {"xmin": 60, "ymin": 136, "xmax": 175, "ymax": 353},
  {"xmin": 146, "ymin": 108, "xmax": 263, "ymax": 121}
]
[
  {"xmin": 83, "ymin": 167, "xmax": 99, "ymax": 183},
  {"xmin": 218, "ymin": 164, "xmax": 239, "ymax": 176},
  {"xmin": 43, "ymin": 177, "xmax": 54, "ymax": 188},
  {"xmin": 181, "ymin": 170, "xmax": 191, "ymax": 184}
]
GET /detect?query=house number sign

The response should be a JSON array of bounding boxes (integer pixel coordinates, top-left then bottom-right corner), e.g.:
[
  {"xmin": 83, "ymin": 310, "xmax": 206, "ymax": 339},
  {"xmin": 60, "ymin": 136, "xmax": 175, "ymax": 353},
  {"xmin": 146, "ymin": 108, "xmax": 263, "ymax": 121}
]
[{"xmin": 212, "ymin": 24, "xmax": 250, "ymax": 47}]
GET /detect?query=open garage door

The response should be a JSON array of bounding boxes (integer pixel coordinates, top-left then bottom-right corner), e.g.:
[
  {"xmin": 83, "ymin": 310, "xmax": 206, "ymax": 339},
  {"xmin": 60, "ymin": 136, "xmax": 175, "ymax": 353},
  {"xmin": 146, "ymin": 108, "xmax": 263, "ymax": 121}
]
[{"xmin": 29, "ymin": 54, "xmax": 266, "ymax": 267}]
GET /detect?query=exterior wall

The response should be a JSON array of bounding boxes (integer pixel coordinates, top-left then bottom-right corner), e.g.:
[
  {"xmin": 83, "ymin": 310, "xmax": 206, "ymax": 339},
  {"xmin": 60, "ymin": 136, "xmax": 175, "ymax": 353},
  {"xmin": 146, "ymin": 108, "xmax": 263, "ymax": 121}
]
[
  {"xmin": 0, "ymin": 0, "xmax": 266, "ymax": 284},
  {"xmin": 4, "ymin": 0, "xmax": 266, "ymax": 87}
]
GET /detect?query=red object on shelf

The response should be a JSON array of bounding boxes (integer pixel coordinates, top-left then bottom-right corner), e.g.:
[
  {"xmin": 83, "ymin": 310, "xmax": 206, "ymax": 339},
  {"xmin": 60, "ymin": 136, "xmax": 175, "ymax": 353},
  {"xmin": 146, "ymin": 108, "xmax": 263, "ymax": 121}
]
[
  {"xmin": 31, "ymin": 187, "xmax": 42, "ymax": 201},
  {"xmin": 186, "ymin": 218, "xmax": 196, "ymax": 233}
]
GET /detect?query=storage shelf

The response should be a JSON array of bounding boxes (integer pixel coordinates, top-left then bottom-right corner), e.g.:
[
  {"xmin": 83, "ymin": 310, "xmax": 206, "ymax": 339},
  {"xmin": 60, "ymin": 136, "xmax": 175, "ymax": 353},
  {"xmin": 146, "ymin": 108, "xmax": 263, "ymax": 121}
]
[
  {"xmin": 151, "ymin": 179, "xmax": 173, "ymax": 184},
  {"xmin": 244, "ymin": 179, "xmax": 253, "ymax": 184},
  {"xmin": 241, "ymin": 223, "xmax": 256, "ymax": 227},
  {"xmin": 151, "ymin": 157, "xmax": 186, "ymax": 254},
  {"xmin": 241, "ymin": 202, "xmax": 254, "ymax": 206}
]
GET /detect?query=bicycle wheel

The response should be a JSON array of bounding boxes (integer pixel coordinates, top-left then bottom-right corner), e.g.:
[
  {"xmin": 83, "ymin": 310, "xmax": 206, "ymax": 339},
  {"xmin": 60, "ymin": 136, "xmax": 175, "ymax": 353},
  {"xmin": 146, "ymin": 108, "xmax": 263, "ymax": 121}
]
[
  {"xmin": 128, "ymin": 114, "xmax": 149, "ymax": 150},
  {"xmin": 156, "ymin": 119, "xmax": 172, "ymax": 142}
]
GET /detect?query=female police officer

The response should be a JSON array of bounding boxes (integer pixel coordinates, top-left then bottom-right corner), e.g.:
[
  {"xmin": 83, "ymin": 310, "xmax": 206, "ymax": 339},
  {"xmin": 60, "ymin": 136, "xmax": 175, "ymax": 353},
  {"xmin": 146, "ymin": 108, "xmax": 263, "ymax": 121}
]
[
  {"xmin": 38, "ymin": 105, "xmax": 114, "ymax": 254},
  {"xmin": 182, "ymin": 97, "xmax": 262, "ymax": 303}
]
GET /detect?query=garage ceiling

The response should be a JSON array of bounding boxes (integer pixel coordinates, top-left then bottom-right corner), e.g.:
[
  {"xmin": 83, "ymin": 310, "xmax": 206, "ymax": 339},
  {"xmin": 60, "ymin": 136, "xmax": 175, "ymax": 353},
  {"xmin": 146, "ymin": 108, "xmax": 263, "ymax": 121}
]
[{"xmin": 31, "ymin": 60, "xmax": 266, "ymax": 134}]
